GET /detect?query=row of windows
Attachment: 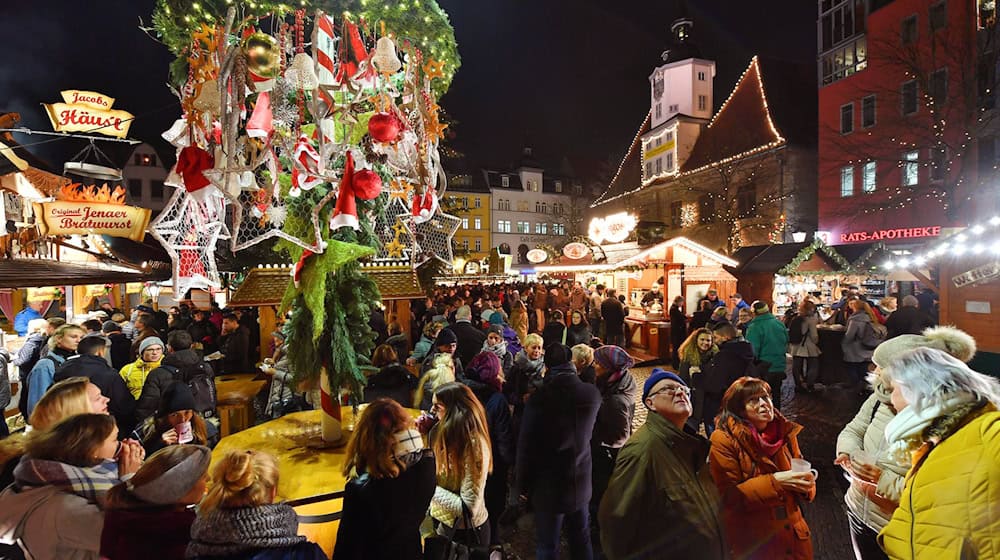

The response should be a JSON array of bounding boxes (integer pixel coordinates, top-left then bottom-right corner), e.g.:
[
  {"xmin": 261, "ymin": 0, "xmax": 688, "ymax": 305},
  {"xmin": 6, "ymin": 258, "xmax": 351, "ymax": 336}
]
[
  {"xmin": 458, "ymin": 239, "xmax": 483, "ymax": 252},
  {"xmin": 494, "ymin": 199, "xmax": 566, "ymax": 214},
  {"xmin": 902, "ymin": 1, "xmax": 948, "ymax": 46},
  {"xmin": 839, "ymin": 148, "xmax": 948, "ymax": 197},
  {"xmin": 839, "ymin": 71, "xmax": 947, "ymax": 135},
  {"xmin": 459, "ymin": 218, "xmax": 483, "ymax": 230},
  {"xmin": 495, "ymin": 221, "xmax": 566, "ymax": 235},
  {"xmin": 447, "ymin": 196, "xmax": 482, "ymax": 209},
  {"xmin": 644, "ymin": 152, "xmax": 676, "ymax": 179}
]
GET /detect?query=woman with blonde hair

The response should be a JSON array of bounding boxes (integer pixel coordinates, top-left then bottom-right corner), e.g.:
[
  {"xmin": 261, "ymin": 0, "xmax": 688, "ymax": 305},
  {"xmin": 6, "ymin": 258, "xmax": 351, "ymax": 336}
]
[
  {"xmin": 187, "ymin": 450, "xmax": 325, "ymax": 559},
  {"xmin": 677, "ymin": 328, "xmax": 717, "ymax": 432},
  {"xmin": 24, "ymin": 323, "xmax": 86, "ymax": 418},
  {"xmin": 101, "ymin": 445, "xmax": 211, "ymax": 559},
  {"xmin": 414, "ymin": 353, "xmax": 455, "ymax": 411},
  {"xmin": 334, "ymin": 398, "xmax": 436, "ymax": 559},
  {"xmin": 428, "ymin": 382, "xmax": 493, "ymax": 549}
]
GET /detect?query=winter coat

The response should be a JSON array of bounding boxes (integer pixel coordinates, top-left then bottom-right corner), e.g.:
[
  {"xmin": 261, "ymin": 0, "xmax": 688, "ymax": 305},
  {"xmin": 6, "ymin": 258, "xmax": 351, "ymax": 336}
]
[
  {"xmin": 13, "ymin": 307, "xmax": 42, "ymax": 337},
  {"xmin": 745, "ymin": 313, "xmax": 788, "ymax": 374},
  {"xmin": 835, "ymin": 381, "xmax": 907, "ymax": 532},
  {"xmin": 217, "ymin": 326, "xmax": 251, "ymax": 375},
  {"xmin": 509, "ymin": 308, "xmax": 529, "ymax": 344},
  {"xmin": 54, "ymin": 354, "xmax": 136, "ymax": 435},
  {"xmin": 187, "ymin": 503, "xmax": 325, "ymax": 560},
  {"xmin": 878, "ymin": 403, "xmax": 1000, "ymax": 560},
  {"xmin": 465, "ymin": 378, "xmax": 515, "ymax": 467},
  {"xmin": 429, "ymin": 437, "xmax": 491, "ymax": 529},
  {"xmin": 508, "ymin": 350, "xmax": 545, "ymax": 403},
  {"xmin": 689, "ymin": 309, "xmax": 712, "ymax": 331},
  {"xmin": 598, "ymin": 412, "xmax": 727, "ymax": 560},
  {"xmin": 842, "ymin": 311, "xmax": 876, "ymax": 363},
  {"xmin": 788, "ymin": 313, "xmax": 821, "ymax": 358},
  {"xmin": 24, "ymin": 347, "xmax": 73, "ymax": 419},
  {"xmin": 701, "ymin": 339, "xmax": 755, "ymax": 394},
  {"xmin": 134, "ymin": 349, "xmax": 213, "ymax": 423},
  {"xmin": 264, "ymin": 354, "xmax": 296, "ymax": 418},
  {"xmin": 601, "ymin": 298, "xmax": 627, "ymax": 336},
  {"xmin": 101, "ymin": 507, "xmax": 195, "ymax": 560},
  {"xmin": 410, "ymin": 334, "xmax": 433, "ymax": 363},
  {"xmin": 119, "ymin": 356, "xmax": 163, "ymax": 399},
  {"xmin": 541, "ymin": 321, "xmax": 567, "ymax": 347},
  {"xmin": 679, "ymin": 349, "xmax": 717, "ymax": 388},
  {"xmin": 450, "ymin": 322, "xmax": 487, "ymax": 370},
  {"xmin": 0, "ymin": 484, "xmax": 103, "ymax": 560},
  {"xmin": 729, "ymin": 300, "xmax": 751, "ymax": 325},
  {"xmin": 186, "ymin": 319, "xmax": 220, "ymax": 354},
  {"xmin": 709, "ymin": 414, "xmax": 815, "ymax": 560},
  {"xmin": 106, "ymin": 333, "xmax": 132, "ymax": 372},
  {"xmin": 333, "ymin": 451, "xmax": 436, "ymax": 560},
  {"xmin": 363, "ymin": 363, "xmax": 417, "ymax": 407},
  {"xmin": 884, "ymin": 306, "xmax": 934, "ymax": 340},
  {"xmin": 566, "ymin": 324, "xmax": 592, "ymax": 348},
  {"xmin": 593, "ymin": 371, "xmax": 638, "ymax": 449},
  {"xmin": 670, "ymin": 305, "xmax": 687, "ymax": 346},
  {"xmin": 12, "ymin": 332, "xmax": 46, "ymax": 380},
  {"xmin": 516, "ymin": 364, "xmax": 602, "ymax": 513}
]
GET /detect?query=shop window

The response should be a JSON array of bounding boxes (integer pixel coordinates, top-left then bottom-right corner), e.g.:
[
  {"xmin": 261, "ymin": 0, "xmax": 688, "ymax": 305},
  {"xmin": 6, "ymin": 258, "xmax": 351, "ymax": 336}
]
[
  {"xmin": 863, "ymin": 161, "xmax": 877, "ymax": 193},
  {"xmin": 841, "ymin": 166, "xmax": 854, "ymax": 197},
  {"xmin": 862, "ymin": 95, "xmax": 876, "ymax": 127},
  {"xmin": 903, "ymin": 150, "xmax": 919, "ymax": 186},
  {"xmin": 901, "ymin": 15, "xmax": 918, "ymax": 45},
  {"xmin": 840, "ymin": 103, "xmax": 854, "ymax": 134},
  {"xmin": 698, "ymin": 195, "xmax": 715, "ymax": 224},
  {"xmin": 670, "ymin": 200, "xmax": 683, "ymax": 228},
  {"xmin": 930, "ymin": 1, "xmax": 947, "ymax": 31},
  {"xmin": 901, "ymin": 80, "xmax": 918, "ymax": 115}
]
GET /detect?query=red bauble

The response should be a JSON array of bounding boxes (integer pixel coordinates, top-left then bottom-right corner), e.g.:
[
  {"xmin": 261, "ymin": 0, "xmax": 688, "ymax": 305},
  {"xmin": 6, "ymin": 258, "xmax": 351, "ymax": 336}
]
[
  {"xmin": 352, "ymin": 169, "xmax": 383, "ymax": 199},
  {"xmin": 367, "ymin": 112, "xmax": 401, "ymax": 143}
]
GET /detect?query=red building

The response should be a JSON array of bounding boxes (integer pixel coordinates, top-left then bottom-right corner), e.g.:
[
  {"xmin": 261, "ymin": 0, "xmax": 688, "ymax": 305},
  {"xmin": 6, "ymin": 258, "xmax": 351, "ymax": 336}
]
[{"xmin": 817, "ymin": 0, "xmax": 999, "ymax": 246}]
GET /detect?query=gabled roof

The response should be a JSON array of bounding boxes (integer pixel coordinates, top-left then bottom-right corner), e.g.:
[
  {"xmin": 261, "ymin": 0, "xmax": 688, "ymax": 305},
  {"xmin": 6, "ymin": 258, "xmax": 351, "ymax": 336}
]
[
  {"xmin": 228, "ymin": 265, "xmax": 424, "ymax": 307},
  {"xmin": 482, "ymin": 169, "xmax": 523, "ymax": 191},
  {"xmin": 534, "ymin": 237, "xmax": 737, "ymax": 273},
  {"xmin": 590, "ymin": 113, "xmax": 650, "ymax": 207}
]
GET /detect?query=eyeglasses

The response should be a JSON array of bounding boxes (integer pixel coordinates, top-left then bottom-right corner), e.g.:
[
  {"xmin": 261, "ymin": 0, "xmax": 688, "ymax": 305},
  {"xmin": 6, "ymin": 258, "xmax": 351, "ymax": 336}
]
[{"xmin": 649, "ymin": 384, "xmax": 691, "ymax": 399}]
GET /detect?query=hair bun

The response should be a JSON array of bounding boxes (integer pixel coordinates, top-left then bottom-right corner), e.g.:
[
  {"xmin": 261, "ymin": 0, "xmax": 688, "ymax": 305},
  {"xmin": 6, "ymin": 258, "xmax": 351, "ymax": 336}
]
[{"xmin": 222, "ymin": 452, "xmax": 256, "ymax": 491}]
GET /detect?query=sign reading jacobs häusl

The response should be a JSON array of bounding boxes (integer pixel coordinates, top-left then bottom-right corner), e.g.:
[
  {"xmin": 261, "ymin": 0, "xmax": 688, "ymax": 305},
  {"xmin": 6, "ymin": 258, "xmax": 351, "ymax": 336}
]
[{"xmin": 43, "ymin": 90, "xmax": 134, "ymax": 139}]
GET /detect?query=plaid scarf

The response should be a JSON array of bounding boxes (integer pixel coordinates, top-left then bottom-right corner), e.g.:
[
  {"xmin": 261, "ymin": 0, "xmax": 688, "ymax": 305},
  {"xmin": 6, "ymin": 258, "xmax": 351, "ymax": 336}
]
[{"xmin": 13, "ymin": 456, "xmax": 121, "ymax": 507}]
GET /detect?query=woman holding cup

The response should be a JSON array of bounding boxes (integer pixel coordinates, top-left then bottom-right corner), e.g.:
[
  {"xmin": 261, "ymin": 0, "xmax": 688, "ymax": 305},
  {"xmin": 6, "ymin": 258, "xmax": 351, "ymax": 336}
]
[
  {"xmin": 709, "ymin": 376, "xmax": 816, "ymax": 560},
  {"xmin": 143, "ymin": 382, "xmax": 218, "ymax": 455}
]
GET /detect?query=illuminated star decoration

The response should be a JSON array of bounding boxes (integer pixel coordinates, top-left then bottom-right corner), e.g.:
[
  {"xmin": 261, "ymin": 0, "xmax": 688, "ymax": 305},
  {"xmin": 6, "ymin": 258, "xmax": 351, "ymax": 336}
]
[
  {"xmin": 423, "ymin": 59, "xmax": 445, "ymax": 81},
  {"xmin": 405, "ymin": 208, "xmax": 460, "ymax": 267},
  {"xmin": 148, "ymin": 186, "xmax": 225, "ymax": 296}
]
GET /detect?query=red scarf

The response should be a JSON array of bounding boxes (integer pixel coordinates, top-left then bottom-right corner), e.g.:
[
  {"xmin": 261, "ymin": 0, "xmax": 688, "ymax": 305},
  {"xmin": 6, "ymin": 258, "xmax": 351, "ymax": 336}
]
[{"xmin": 748, "ymin": 420, "xmax": 785, "ymax": 457}]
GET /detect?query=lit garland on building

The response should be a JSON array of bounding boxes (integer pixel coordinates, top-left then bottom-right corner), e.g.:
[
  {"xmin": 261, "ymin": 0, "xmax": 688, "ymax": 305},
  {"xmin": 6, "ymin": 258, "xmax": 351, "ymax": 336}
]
[{"xmin": 884, "ymin": 216, "xmax": 1000, "ymax": 269}]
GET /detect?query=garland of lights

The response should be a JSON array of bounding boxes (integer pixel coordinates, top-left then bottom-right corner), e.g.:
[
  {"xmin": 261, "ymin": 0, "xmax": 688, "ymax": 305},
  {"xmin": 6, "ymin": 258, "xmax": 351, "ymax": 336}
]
[
  {"xmin": 778, "ymin": 237, "xmax": 852, "ymax": 276},
  {"xmin": 885, "ymin": 216, "xmax": 1000, "ymax": 269}
]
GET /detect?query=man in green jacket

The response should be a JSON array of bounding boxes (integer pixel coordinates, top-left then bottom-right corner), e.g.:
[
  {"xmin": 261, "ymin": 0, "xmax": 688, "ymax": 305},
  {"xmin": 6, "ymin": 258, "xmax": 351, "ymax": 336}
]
[
  {"xmin": 745, "ymin": 300, "xmax": 789, "ymax": 409},
  {"xmin": 598, "ymin": 369, "xmax": 728, "ymax": 560}
]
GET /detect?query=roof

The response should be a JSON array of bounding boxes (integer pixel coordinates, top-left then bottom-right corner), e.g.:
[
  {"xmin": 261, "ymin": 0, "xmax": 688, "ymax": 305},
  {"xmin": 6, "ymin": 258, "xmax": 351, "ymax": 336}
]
[
  {"xmin": 0, "ymin": 259, "xmax": 169, "ymax": 289},
  {"xmin": 542, "ymin": 176, "xmax": 574, "ymax": 194},
  {"xmin": 727, "ymin": 240, "xmax": 851, "ymax": 275},
  {"xmin": 447, "ymin": 176, "xmax": 491, "ymax": 194},
  {"xmin": 591, "ymin": 113, "xmax": 650, "ymax": 207},
  {"xmin": 482, "ymin": 170, "xmax": 523, "ymax": 191},
  {"xmin": 535, "ymin": 237, "xmax": 737, "ymax": 273},
  {"xmin": 228, "ymin": 265, "xmax": 425, "ymax": 307}
]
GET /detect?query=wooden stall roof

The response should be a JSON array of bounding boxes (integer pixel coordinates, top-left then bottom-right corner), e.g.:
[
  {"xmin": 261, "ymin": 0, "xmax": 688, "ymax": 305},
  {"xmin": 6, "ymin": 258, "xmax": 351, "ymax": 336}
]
[
  {"xmin": 229, "ymin": 265, "xmax": 424, "ymax": 307},
  {"xmin": 535, "ymin": 237, "xmax": 738, "ymax": 273},
  {"xmin": 727, "ymin": 240, "xmax": 851, "ymax": 277},
  {"xmin": 0, "ymin": 259, "xmax": 169, "ymax": 288}
]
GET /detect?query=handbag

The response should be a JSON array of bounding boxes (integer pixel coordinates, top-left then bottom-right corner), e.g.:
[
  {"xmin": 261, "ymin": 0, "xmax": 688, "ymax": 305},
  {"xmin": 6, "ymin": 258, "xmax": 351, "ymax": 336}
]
[
  {"xmin": 270, "ymin": 372, "xmax": 312, "ymax": 417},
  {"xmin": 423, "ymin": 501, "xmax": 489, "ymax": 560}
]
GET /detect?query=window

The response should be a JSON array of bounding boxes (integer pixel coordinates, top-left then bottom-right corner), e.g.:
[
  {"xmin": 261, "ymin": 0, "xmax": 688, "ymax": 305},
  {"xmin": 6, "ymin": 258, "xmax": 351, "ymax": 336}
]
[
  {"xmin": 474, "ymin": 197, "xmax": 481, "ymax": 208},
  {"xmin": 461, "ymin": 218, "xmax": 469, "ymax": 229},
  {"xmin": 820, "ymin": 0, "xmax": 864, "ymax": 51},
  {"xmin": 863, "ymin": 161, "xmax": 877, "ymax": 193},
  {"xmin": 737, "ymin": 183, "xmax": 756, "ymax": 217},
  {"xmin": 150, "ymin": 180, "xmax": 165, "ymax": 200},
  {"xmin": 901, "ymin": 80, "xmax": 918, "ymax": 115},
  {"xmin": 645, "ymin": 162, "xmax": 652, "ymax": 178},
  {"xmin": 698, "ymin": 195, "xmax": 715, "ymax": 224},
  {"xmin": 517, "ymin": 221, "xmax": 530, "ymax": 234},
  {"xmin": 462, "ymin": 240, "xmax": 469, "ymax": 251},
  {"xmin": 528, "ymin": 180, "xmax": 539, "ymax": 192},
  {"xmin": 697, "ymin": 95, "xmax": 707, "ymax": 111},
  {"xmin": 655, "ymin": 159, "xmax": 662, "ymax": 174},
  {"xmin": 498, "ymin": 220, "xmax": 511, "ymax": 233},
  {"xmin": 655, "ymin": 104, "xmax": 662, "ymax": 119},
  {"xmin": 698, "ymin": 71, "xmax": 706, "ymax": 81},
  {"xmin": 555, "ymin": 181, "xmax": 562, "ymax": 193},
  {"xmin": 841, "ymin": 103, "xmax": 854, "ymax": 134},
  {"xmin": 841, "ymin": 165, "xmax": 855, "ymax": 197},
  {"xmin": 655, "ymin": 136, "xmax": 662, "ymax": 147},
  {"xmin": 820, "ymin": 36, "xmax": 867, "ymax": 85},
  {"xmin": 535, "ymin": 222, "xmax": 548, "ymax": 235},
  {"xmin": 978, "ymin": 52, "xmax": 996, "ymax": 109},
  {"xmin": 669, "ymin": 103, "xmax": 679, "ymax": 113},
  {"xmin": 128, "ymin": 179, "xmax": 143, "ymax": 199},
  {"xmin": 475, "ymin": 239, "xmax": 482, "ymax": 251},
  {"xmin": 665, "ymin": 152, "xmax": 675, "ymax": 172},
  {"xmin": 862, "ymin": 95, "xmax": 876, "ymax": 127},
  {"xmin": 979, "ymin": 136, "xmax": 996, "ymax": 178},
  {"xmin": 670, "ymin": 201, "xmax": 683, "ymax": 227},
  {"xmin": 931, "ymin": 147, "xmax": 948, "ymax": 181},
  {"xmin": 501, "ymin": 175, "xmax": 509, "ymax": 187},
  {"xmin": 903, "ymin": 150, "xmax": 919, "ymax": 186},
  {"xmin": 901, "ymin": 15, "xmax": 918, "ymax": 45},
  {"xmin": 930, "ymin": 1, "xmax": 947, "ymax": 31},
  {"xmin": 134, "ymin": 153, "xmax": 157, "ymax": 167},
  {"xmin": 474, "ymin": 217, "xmax": 481, "ymax": 230},
  {"xmin": 541, "ymin": 202, "xmax": 548, "ymax": 214},
  {"xmin": 573, "ymin": 184, "xmax": 582, "ymax": 196},
  {"xmin": 930, "ymin": 68, "xmax": 948, "ymax": 104},
  {"xmin": 552, "ymin": 223, "xmax": 565, "ymax": 236}
]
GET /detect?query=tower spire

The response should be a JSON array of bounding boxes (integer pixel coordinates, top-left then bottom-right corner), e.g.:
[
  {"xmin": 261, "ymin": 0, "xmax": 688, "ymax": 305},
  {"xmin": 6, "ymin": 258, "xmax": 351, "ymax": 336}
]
[{"xmin": 662, "ymin": 0, "xmax": 700, "ymax": 63}]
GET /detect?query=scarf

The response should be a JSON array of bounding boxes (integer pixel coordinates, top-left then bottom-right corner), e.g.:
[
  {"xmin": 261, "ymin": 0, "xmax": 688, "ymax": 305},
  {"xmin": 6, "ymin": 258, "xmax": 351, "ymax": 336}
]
[
  {"xmin": 482, "ymin": 338, "xmax": 508, "ymax": 360},
  {"xmin": 13, "ymin": 456, "xmax": 121, "ymax": 506},
  {"xmin": 748, "ymin": 421, "xmax": 785, "ymax": 457},
  {"xmin": 883, "ymin": 392, "xmax": 978, "ymax": 463},
  {"xmin": 186, "ymin": 503, "xmax": 305, "ymax": 558}
]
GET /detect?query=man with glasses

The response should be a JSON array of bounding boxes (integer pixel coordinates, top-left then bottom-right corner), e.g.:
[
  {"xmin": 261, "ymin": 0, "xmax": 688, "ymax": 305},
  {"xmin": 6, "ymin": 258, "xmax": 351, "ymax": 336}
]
[{"xmin": 598, "ymin": 368, "xmax": 727, "ymax": 560}]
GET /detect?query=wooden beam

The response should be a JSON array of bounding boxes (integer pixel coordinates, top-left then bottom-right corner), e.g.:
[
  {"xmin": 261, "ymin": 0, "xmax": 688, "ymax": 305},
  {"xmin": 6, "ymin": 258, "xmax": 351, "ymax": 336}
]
[
  {"xmin": 910, "ymin": 269, "xmax": 939, "ymax": 294},
  {"xmin": 258, "ymin": 305, "xmax": 278, "ymax": 363}
]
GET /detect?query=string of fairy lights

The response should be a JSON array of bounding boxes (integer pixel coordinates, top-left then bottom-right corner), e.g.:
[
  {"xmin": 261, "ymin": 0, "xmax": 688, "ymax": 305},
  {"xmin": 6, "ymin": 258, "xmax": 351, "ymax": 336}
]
[{"xmin": 883, "ymin": 215, "xmax": 1000, "ymax": 269}]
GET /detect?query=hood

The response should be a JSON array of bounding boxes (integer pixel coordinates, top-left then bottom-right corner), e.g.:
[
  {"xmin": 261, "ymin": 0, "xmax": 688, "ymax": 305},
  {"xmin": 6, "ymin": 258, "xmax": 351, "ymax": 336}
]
[
  {"xmin": 601, "ymin": 370, "xmax": 638, "ymax": 399},
  {"xmin": 849, "ymin": 312, "xmax": 872, "ymax": 324},
  {"xmin": 162, "ymin": 348, "xmax": 202, "ymax": 369},
  {"xmin": 128, "ymin": 356, "xmax": 162, "ymax": 372}
]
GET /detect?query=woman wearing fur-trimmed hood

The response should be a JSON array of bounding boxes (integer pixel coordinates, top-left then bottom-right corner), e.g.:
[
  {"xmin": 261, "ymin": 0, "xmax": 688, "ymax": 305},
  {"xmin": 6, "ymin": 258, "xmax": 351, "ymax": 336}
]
[{"xmin": 834, "ymin": 326, "xmax": 976, "ymax": 560}]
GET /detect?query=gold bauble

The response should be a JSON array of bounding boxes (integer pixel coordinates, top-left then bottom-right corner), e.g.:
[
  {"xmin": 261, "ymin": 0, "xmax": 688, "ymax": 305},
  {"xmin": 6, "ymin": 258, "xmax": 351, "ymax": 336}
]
[{"xmin": 242, "ymin": 32, "xmax": 280, "ymax": 79}]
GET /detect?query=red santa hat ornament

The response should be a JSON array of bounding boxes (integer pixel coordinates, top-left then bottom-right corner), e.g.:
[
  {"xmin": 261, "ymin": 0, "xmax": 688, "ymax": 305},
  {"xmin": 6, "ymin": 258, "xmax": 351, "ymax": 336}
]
[{"xmin": 330, "ymin": 150, "xmax": 383, "ymax": 231}]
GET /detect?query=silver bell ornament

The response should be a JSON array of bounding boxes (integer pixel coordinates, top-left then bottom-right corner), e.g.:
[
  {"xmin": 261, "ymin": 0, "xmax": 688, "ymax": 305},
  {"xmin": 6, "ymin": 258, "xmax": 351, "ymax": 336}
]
[
  {"xmin": 285, "ymin": 53, "xmax": 319, "ymax": 90},
  {"xmin": 372, "ymin": 36, "xmax": 402, "ymax": 74}
]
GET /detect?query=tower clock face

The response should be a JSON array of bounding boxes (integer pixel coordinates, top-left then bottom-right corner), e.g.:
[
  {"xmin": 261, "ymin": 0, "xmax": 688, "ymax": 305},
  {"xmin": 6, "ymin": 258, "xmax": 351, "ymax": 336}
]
[{"xmin": 653, "ymin": 76, "xmax": 664, "ymax": 100}]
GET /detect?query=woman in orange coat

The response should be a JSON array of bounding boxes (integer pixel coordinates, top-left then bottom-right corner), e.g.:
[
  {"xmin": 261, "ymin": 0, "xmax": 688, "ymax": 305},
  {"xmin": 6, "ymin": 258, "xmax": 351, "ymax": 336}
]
[{"xmin": 709, "ymin": 377, "xmax": 817, "ymax": 560}]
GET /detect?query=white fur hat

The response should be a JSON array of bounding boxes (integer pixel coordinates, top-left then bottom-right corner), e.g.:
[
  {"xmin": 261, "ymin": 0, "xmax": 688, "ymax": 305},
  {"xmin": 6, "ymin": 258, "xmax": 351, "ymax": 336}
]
[{"xmin": 872, "ymin": 326, "xmax": 976, "ymax": 368}]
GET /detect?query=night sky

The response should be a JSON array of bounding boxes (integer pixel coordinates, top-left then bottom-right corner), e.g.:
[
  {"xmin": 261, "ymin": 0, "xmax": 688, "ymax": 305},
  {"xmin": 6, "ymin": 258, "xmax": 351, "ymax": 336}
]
[{"xmin": 1, "ymin": 0, "xmax": 816, "ymax": 182}]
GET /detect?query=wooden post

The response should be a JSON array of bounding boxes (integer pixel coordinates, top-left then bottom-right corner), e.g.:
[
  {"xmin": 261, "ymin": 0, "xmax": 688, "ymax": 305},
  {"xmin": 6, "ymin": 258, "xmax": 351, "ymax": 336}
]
[
  {"xmin": 258, "ymin": 305, "xmax": 278, "ymax": 363},
  {"xmin": 396, "ymin": 299, "xmax": 412, "ymax": 346},
  {"xmin": 72, "ymin": 286, "xmax": 89, "ymax": 317}
]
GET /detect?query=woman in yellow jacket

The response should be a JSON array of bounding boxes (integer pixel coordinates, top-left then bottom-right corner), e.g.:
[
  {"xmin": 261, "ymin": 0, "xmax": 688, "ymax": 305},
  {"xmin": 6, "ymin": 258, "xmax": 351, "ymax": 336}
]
[
  {"xmin": 878, "ymin": 347, "xmax": 1000, "ymax": 560},
  {"xmin": 119, "ymin": 337, "xmax": 164, "ymax": 399}
]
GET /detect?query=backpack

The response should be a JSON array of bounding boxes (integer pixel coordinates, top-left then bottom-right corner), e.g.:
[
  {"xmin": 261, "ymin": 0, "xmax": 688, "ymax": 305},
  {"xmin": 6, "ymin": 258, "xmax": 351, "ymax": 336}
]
[
  {"xmin": 161, "ymin": 362, "xmax": 217, "ymax": 416},
  {"xmin": 861, "ymin": 322, "xmax": 887, "ymax": 350},
  {"xmin": 787, "ymin": 315, "xmax": 806, "ymax": 345}
]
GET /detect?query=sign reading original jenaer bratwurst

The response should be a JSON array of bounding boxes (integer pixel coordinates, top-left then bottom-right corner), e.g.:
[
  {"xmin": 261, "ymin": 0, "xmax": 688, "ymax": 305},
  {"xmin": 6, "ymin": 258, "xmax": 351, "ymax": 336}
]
[{"xmin": 31, "ymin": 201, "xmax": 150, "ymax": 242}]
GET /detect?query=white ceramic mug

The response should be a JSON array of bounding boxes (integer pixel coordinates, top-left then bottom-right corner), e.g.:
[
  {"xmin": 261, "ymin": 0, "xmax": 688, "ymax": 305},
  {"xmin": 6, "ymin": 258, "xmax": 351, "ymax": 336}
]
[{"xmin": 790, "ymin": 458, "xmax": 819, "ymax": 480}]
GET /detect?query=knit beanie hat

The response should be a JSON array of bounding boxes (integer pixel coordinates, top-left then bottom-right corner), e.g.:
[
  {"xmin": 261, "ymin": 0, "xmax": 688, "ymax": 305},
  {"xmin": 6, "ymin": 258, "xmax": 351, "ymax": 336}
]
[
  {"xmin": 751, "ymin": 300, "xmax": 770, "ymax": 315},
  {"xmin": 642, "ymin": 368, "xmax": 687, "ymax": 402},
  {"xmin": 139, "ymin": 336, "xmax": 165, "ymax": 355},
  {"xmin": 544, "ymin": 343, "xmax": 572, "ymax": 368},
  {"xmin": 127, "ymin": 445, "xmax": 211, "ymax": 505},
  {"xmin": 467, "ymin": 352, "xmax": 502, "ymax": 392},
  {"xmin": 102, "ymin": 321, "xmax": 120, "ymax": 333},
  {"xmin": 487, "ymin": 324, "xmax": 504, "ymax": 337},
  {"xmin": 434, "ymin": 328, "xmax": 457, "ymax": 347},
  {"xmin": 593, "ymin": 345, "xmax": 634, "ymax": 373},
  {"xmin": 158, "ymin": 381, "xmax": 197, "ymax": 416},
  {"xmin": 489, "ymin": 312, "xmax": 505, "ymax": 326},
  {"xmin": 872, "ymin": 326, "xmax": 976, "ymax": 368}
]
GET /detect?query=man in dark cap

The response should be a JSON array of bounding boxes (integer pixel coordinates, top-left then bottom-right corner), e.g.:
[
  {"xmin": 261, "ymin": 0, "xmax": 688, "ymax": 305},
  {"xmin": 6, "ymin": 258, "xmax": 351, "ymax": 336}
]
[
  {"xmin": 103, "ymin": 320, "xmax": 131, "ymax": 371},
  {"xmin": 517, "ymin": 343, "xmax": 602, "ymax": 560},
  {"xmin": 419, "ymin": 327, "xmax": 463, "ymax": 377},
  {"xmin": 599, "ymin": 369, "xmax": 726, "ymax": 560}
]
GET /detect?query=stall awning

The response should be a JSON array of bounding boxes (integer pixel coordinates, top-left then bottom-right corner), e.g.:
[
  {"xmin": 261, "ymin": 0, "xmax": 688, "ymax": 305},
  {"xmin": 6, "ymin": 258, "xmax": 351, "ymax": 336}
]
[
  {"xmin": 0, "ymin": 259, "xmax": 170, "ymax": 288},
  {"xmin": 535, "ymin": 237, "xmax": 738, "ymax": 273}
]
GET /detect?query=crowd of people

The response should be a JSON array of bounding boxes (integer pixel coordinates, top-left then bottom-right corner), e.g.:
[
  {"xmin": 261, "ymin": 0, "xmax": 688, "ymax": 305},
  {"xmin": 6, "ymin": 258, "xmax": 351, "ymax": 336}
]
[{"xmin": 0, "ymin": 280, "xmax": 996, "ymax": 560}]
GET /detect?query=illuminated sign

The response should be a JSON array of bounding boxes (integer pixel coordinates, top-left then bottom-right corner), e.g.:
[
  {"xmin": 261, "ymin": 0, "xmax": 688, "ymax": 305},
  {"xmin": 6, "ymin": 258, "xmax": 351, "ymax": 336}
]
[
  {"xmin": 589, "ymin": 212, "xmax": 638, "ymax": 245},
  {"xmin": 43, "ymin": 90, "xmax": 134, "ymax": 139},
  {"xmin": 32, "ymin": 201, "xmax": 151, "ymax": 242},
  {"xmin": 526, "ymin": 249, "xmax": 548, "ymax": 264},
  {"xmin": 840, "ymin": 226, "xmax": 941, "ymax": 243},
  {"xmin": 562, "ymin": 242, "xmax": 591, "ymax": 260}
]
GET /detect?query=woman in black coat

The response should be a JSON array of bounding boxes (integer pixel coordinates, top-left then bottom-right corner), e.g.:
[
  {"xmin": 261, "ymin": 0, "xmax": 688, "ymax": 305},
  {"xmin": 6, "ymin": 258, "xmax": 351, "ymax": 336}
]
[
  {"xmin": 566, "ymin": 310, "xmax": 592, "ymax": 348},
  {"xmin": 364, "ymin": 345, "xmax": 418, "ymax": 407},
  {"xmin": 334, "ymin": 399, "xmax": 436, "ymax": 560},
  {"xmin": 669, "ymin": 296, "xmax": 687, "ymax": 369}
]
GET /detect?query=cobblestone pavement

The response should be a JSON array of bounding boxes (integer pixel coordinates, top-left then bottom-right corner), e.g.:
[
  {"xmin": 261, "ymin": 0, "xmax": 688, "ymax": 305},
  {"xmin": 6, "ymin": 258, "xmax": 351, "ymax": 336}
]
[{"xmin": 500, "ymin": 364, "xmax": 866, "ymax": 560}]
